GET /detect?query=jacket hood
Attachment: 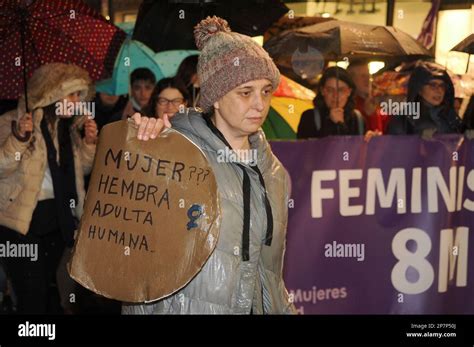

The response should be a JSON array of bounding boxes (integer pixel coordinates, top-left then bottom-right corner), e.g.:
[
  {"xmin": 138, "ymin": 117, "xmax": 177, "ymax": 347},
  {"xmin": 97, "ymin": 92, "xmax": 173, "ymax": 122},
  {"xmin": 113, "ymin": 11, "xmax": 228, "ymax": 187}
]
[
  {"xmin": 17, "ymin": 63, "xmax": 94, "ymax": 116},
  {"xmin": 407, "ymin": 61, "xmax": 455, "ymax": 106}
]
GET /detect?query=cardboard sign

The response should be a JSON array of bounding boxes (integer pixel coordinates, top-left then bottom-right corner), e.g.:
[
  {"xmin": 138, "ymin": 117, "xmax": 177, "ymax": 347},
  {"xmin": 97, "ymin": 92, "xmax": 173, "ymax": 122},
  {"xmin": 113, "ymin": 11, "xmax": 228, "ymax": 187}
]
[{"xmin": 69, "ymin": 119, "xmax": 220, "ymax": 303}]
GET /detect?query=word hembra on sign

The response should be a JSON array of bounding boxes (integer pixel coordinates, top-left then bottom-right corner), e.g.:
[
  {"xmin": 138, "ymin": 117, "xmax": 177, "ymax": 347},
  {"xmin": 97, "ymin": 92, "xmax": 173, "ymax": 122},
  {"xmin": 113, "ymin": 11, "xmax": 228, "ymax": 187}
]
[{"xmin": 97, "ymin": 173, "xmax": 170, "ymax": 208}]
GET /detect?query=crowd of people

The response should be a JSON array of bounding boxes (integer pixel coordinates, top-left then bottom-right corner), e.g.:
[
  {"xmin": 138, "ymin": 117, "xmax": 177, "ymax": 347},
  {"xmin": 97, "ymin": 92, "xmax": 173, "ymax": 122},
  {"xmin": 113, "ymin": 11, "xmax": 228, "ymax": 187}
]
[
  {"xmin": 298, "ymin": 60, "xmax": 472, "ymax": 140},
  {"xmin": 0, "ymin": 15, "xmax": 473, "ymax": 315},
  {"xmin": 92, "ymin": 64, "xmax": 195, "ymax": 132}
]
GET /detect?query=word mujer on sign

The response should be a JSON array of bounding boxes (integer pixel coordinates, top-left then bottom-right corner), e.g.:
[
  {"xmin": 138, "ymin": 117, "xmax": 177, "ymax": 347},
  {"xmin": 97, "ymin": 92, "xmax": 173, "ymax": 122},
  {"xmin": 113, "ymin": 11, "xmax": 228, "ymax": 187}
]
[{"xmin": 104, "ymin": 148, "xmax": 211, "ymax": 185}]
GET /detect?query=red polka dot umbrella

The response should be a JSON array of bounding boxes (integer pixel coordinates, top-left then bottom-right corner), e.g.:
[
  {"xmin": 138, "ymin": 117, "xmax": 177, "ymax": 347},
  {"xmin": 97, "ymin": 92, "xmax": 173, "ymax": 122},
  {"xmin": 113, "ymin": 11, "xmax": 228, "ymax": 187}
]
[{"xmin": 0, "ymin": 0, "xmax": 126, "ymax": 104}]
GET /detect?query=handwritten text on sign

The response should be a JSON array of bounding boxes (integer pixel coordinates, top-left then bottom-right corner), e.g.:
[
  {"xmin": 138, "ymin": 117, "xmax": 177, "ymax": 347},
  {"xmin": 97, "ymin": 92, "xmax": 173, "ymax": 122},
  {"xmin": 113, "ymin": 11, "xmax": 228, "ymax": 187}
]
[{"xmin": 70, "ymin": 121, "xmax": 220, "ymax": 303}]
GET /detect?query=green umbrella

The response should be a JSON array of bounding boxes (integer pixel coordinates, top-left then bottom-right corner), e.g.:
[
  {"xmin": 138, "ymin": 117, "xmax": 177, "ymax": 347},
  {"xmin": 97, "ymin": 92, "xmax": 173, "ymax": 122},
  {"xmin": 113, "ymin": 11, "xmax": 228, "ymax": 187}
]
[
  {"xmin": 262, "ymin": 107, "xmax": 297, "ymax": 140},
  {"xmin": 154, "ymin": 50, "xmax": 199, "ymax": 78},
  {"xmin": 96, "ymin": 38, "xmax": 198, "ymax": 95},
  {"xmin": 95, "ymin": 39, "xmax": 164, "ymax": 95}
]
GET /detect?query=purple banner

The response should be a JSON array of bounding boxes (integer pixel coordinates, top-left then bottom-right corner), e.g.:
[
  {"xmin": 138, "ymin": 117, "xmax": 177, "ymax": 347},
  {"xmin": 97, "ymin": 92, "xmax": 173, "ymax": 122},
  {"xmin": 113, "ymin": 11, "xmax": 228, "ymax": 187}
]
[{"xmin": 271, "ymin": 135, "xmax": 474, "ymax": 314}]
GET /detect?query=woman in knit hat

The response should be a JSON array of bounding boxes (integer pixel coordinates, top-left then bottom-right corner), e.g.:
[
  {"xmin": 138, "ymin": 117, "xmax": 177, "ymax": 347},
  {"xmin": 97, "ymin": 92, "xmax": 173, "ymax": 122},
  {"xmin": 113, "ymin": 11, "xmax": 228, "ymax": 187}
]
[{"xmin": 123, "ymin": 16, "xmax": 296, "ymax": 314}]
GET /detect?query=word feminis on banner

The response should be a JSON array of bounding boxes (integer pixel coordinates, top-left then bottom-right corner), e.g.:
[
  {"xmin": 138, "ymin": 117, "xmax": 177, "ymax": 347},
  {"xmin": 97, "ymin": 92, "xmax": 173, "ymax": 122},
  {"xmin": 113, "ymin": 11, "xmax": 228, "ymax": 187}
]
[{"xmin": 311, "ymin": 166, "xmax": 474, "ymax": 218}]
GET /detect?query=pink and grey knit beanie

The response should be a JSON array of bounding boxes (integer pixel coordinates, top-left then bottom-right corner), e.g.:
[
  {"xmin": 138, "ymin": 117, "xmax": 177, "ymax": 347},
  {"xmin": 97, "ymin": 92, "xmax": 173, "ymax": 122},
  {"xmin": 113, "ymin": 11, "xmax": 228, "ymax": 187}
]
[{"xmin": 193, "ymin": 16, "xmax": 280, "ymax": 113}]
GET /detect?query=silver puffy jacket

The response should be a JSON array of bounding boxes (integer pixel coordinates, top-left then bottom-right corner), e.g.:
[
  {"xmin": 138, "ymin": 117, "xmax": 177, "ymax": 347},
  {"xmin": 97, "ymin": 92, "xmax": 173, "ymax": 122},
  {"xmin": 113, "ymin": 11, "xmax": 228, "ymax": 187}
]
[{"xmin": 122, "ymin": 110, "xmax": 296, "ymax": 314}]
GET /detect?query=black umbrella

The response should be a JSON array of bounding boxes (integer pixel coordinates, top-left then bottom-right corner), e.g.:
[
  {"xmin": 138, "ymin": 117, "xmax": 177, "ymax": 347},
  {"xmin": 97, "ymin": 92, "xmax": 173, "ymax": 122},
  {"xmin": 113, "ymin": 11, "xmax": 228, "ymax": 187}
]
[
  {"xmin": 450, "ymin": 34, "xmax": 474, "ymax": 73},
  {"xmin": 263, "ymin": 15, "xmax": 335, "ymax": 43},
  {"xmin": 132, "ymin": 0, "xmax": 288, "ymax": 52},
  {"xmin": 451, "ymin": 34, "xmax": 474, "ymax": 55},
  {"xmin": 264, "ymin": 20, "xmax": 433, "ymax": 86}
]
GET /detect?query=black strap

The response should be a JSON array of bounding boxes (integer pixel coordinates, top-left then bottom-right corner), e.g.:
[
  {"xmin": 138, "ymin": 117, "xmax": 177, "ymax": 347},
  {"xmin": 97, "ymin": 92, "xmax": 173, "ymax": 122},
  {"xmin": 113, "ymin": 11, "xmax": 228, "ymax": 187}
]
[
  {"xmin": 240, "ymin": 169, "xmax": 251, "ymax": 261},
  {"xmin": 251, "ymin": 165, "xmax": 273, "ymax": 246},
  {"xmin": 203, "ymin": 115, "xmax": 273, "ymax": 260},
  {"xmin": 40, "ymin": 117, "xmax": 77, "ymax": 246}
]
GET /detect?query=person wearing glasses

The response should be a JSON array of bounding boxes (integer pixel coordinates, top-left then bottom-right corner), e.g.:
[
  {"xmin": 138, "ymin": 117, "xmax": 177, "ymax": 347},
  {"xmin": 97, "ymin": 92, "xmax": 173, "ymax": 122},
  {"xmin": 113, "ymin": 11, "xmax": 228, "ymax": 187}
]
[
  {"xmin": 387, "ymin": 61, "xmax": 464, "ymax": 135},
  {"xmin": 297, "ymin": 67, "xmax": 379, "ymax": 141},
  {"xmin": 146, "ymin": 77, "xmax": 189, "ymax": 120}
]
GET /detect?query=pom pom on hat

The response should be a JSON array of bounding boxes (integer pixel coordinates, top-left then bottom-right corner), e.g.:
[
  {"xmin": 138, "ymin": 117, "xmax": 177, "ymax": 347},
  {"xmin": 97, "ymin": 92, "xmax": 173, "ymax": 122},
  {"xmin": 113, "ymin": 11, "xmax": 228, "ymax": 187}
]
[
  {"xmin": 194, "ymin": 16, "xmax": 280, "ymax": 112},
  {"xmin": 194, "ymin": 16, "xmax": 231, "ymax": 50}
]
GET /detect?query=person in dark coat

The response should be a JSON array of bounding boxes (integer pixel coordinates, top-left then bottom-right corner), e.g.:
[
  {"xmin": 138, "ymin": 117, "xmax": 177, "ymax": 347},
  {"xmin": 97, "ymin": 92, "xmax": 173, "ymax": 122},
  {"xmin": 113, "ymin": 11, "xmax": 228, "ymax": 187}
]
[
  {"xmin": 92, "ymin": 93, "xmax": 128, "ymax": 131},
  {"xmin": 387, "ymin": 61, "xmax": 464, "ymax": 135},
  {"xmin": 297, "ymin": 67, "xmax": 368, "ymax": 139}
]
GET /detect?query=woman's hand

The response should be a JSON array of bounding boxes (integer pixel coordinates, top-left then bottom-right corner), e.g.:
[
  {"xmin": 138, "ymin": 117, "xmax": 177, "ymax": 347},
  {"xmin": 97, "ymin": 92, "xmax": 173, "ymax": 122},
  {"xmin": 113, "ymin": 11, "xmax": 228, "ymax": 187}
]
[
  {"xmin": 132, "ymin": 113, "xmax": 171, "ymax": 141},
  {"xmin": 329, "ymin": 108, "xmax": 344, "ymax": 124},
  {"xmin": 18, "ymin": 112, "xmax": 33, "ymax": 137},
  {"xmin": 364, "ymin": 129, "xmax": 382, "ymax": 142},
  {"xmin": 84, "ymin": 117, "xmax": 98, "ymax": 145}
]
